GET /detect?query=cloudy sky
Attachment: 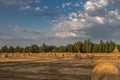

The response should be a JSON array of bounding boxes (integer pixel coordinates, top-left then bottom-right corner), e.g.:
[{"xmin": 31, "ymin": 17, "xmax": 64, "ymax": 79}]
[{"xmin": 0, "ymin": 0, "xmax": 120, "ymax": 47}]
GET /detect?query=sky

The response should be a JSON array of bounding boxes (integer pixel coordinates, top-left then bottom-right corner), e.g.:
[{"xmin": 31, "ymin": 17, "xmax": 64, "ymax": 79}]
[{"xmin": 0, "ymin": 0, "xmax": 120, "ymax": 47}]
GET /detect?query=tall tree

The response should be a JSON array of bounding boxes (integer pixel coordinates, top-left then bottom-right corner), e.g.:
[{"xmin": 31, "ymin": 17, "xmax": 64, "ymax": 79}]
[
  {"xmin": 8, "ymin": 46, "xmax": 15, "ymax": 53},
  {"xmin": 74, "ymin": 41, "xmax": 83, "ymax": 53},
  {"xmin": 31, "ymin": 44, "xmax": 40, "ymax": 53},
  {"xmin": 40, "ymin": 43, "xmax": 48, "ymax": 52},
  {"xmin": 99, "ymin": 40, "xmax": 104, "ymax": 53}
]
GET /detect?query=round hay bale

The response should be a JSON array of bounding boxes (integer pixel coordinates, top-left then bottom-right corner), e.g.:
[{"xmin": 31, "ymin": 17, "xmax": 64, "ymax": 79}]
[
  {"xmin": 73, "ymin": 53, "xmax": 81, "ymax": 59},
  {"xmin": 91, "ymin": 62, "xmax": 120, "ymax": 80}
]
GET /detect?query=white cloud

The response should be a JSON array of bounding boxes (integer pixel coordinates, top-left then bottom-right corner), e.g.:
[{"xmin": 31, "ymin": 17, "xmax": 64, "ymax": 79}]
[
  {"xmin": 35, "ymin": 7, "xmax": 40, "ymax": 11},
  {"xmin": 10, "ymin": 25, "xmax": 42, "ymax": 34},
  {"xmin": 53, "ymin": 0, "xmax": 120, "ymax": 39},
  {"xmin": 66, "ymin": 2, "xmax": 71, "ymax": 6},
  {"xmin": 74, "ymin": 3, "xmax": 80, "ymax": 7},
  {"xmin": 94, "ymin": 16, "xmax": 105, "ymax": 24},
  {"xmin": 84, "ymin": 0, "xmax": 108, "ymax": 11},
  {"xmin": 10, "ymin": 25, "xmax": 23, "ymax": 32},
  {"xmin": 62, "ymin": 3, "xmax": 66, "ymax": 8},
  {"xmin": 24, "ymin": 29, "xmax": 42, "ymax": 34},
  {"xmin": 62, "ymin": 2, "xmax": 72, "ymax": 8},
  {"xmin": 1, "ymin": 0, "xmax": 40, "ymax": 10},
  {"xmin": 21, "ymin": 5, "xmax": 31, "ymax": 10},
  {"xmin": 84, "ymin": 1, "xmax": 95, "ymax": 11},
  {"xmin": 44, "ymin": 6, "xmax": 48, "ymax": 9},
  {"xmin": 55, "ymin": 31, "xmax": 89, "ymax": 38},
  {"xmin": 56, "ymin": 32, "xmax": 77, "ymax": 38}
]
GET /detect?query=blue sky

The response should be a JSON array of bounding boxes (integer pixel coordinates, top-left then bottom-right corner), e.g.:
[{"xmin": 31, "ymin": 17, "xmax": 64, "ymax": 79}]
[{"xmin": 0, "ymin": 0, "xmax": 120, "ymax": 47}]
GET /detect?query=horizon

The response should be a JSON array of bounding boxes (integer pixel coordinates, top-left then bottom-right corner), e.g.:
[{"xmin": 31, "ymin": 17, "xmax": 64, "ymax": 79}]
[{"xmin": 0, "ymin": 0, "xmax": 120, "ymax": 47}]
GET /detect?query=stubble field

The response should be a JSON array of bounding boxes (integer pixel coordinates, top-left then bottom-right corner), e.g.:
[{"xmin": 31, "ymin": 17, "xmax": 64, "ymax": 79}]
[{"xmin": 0, "ymin": 53, "xmax": 120, "ymax": 80}]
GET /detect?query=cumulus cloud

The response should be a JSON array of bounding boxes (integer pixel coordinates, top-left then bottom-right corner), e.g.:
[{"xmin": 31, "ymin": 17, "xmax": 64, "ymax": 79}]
[
  {"xmin": 53, "ymin": 0, "xmax": 120, "ymax": 40},
  {"xmin": 84, "ymin": 0, "xmax": 108, "ymax": 11}
]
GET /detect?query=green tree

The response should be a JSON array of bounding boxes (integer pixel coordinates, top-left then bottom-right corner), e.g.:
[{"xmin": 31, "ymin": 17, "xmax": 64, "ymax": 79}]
[
  {"xmin": 108, "ymin": 40, "xmax": 116, "ymax": 53},
  {"xmin": 58, "ymin": 46, "xmax": 66, "ymax": 52},
  {"xmin": 1, "ymin": 45, "xmax": 8, "ymax": 53},
  {"xmin": 15, "ymin": 46, "xmax": 24, "ymax": 53},
  {"xmin": 24, "ymin": 46, "xmax": 31, "ymax": 53},
  {"xmin": 31, "ymin": 44, "xmax": 40, "ymax": 53},
  {"xmin": 99, "ymin": 40, "xmax": 104, "ymax": 53},
  {"xmin": 8, "ymin": 46, "xmax": 15, "ymax": 53},
  {"xmin": 40, "ymin": 43, "xmax": 48, "ymax": 52},
  {"xmin": 83, "ymin": 39, "xmax": 93, "ymax": 53},
  {"xmin": 74, "ymin": 41, "xmax": 83, "ymax": 53},
  {"xmin": 66, "ymin": 44, "xmax": 74, "ymax": 52},
  {"xmin": 92, "ymin": 44, "xmax": 99, "ymax": 53},
  {"xmin": 104, "ymin": 41, "xmax": 109, "ymax": 53},
  {"xmin": 52, "ymin": 46, "xmax": 58, "ymax": 52}
]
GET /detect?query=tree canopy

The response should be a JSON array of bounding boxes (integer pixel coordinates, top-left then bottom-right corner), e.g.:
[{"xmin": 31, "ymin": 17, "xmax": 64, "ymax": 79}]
[{"xmin": 0, "ymin": 40, "xmax": 119, "ymax": 53}]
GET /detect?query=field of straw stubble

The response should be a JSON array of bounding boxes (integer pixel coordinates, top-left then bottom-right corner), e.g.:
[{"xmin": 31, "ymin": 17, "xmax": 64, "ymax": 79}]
[{"xmin": 0, "ymin": 53, "xmax": 120, "ymax": 80}]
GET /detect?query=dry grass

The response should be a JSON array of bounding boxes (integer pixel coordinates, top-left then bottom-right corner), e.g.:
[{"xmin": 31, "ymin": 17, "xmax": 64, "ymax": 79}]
[
  {"xmin": 0, "ymin": 53, "xmax": 120, "ymax": 60},
  {"xmin": 91, "ymin": 62, "xmax": 120, "ymax": 80}
]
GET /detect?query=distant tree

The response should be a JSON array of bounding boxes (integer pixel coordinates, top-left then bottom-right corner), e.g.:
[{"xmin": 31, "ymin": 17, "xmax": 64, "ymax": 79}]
[
  {"xmin": 15, "ymin": 46, "xmax": 24, "ymax": 53},
  {"xmin": 66, "ymin": 44, "xmax": 74, "ymax": 52},
  {"xmin": 117, "ymin": 45, "xmax": 120, "ymax": 52},
  {"xmin": 74, "ymin": 41, "xmax": 83, "ymax": 53},
  {"xmin": 104, "ymin": 41, "xmax": 109, "ymax": 53},
  {"xmin": 52, "ymin": 46, "xmax": 58, "ymax": 52},
  {"xmin": 58, "ymin": 46, "xmax": 66, "ymax": 52},
  {"xmin": 40, "ymin": 43, "xmax": 48, "ymax": 52},
  {"xmin": 24, "ymin": 46, "xmax": 31, "ymax": 53},
  {"xmin": 99, "ymin": 40, "xmax": 104, "ymax": 53},
  {"xmin": 8, "ymin": 46, "xmax": 15, "ymax": 53},
  {"xmin": 83, "ymin": 39, "xmax": 93, "ymax": 53},
  {"xmin": 1, "ymin": 45, "xmax": 8, "ymax": 53},
  {"xmin": 31, "ymin": 44, "xmax": 40, "ymax": 53},
  {"xmin": 47, "ymin": 45, "xmax": 53, "ymax": 52},
  {"xmin": 92, "ymin": 44, "xmax": 99, "ymax": 53},
  {"xmin": 0, "ymin": 40, "xmax": 119, "ymax": 53},
  {"xmin": 108, "ymin": 40, "xmax": 116, "ymax": 53}
]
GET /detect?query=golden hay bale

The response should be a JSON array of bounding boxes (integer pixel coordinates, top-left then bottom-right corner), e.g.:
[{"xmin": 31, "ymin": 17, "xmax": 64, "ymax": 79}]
[
  {"xmin": 91, "ymin": 62, "xmax": 120, "ymax": 80},
  {"xmin": 0, "ymin": 54, "xmax": 8, "ymax": 58},
  {"xmin": 73, "ymin": 53, "xmax": 81, "ymax": 59}
]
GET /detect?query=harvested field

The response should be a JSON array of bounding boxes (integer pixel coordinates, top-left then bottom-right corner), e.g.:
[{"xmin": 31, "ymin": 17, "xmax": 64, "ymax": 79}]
[{"xmin": 0, "ymin": 53, "xmax": 120, "ymax": 80}]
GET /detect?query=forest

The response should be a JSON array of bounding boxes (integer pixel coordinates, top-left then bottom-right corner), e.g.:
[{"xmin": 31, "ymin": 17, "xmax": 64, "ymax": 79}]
[{"xmin": 0, "ymin": 39, "xmax": 120, "ymax": 53}]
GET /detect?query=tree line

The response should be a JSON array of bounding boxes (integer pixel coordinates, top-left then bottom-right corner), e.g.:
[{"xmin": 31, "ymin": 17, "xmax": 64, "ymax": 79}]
[{"xmin": 0, "ymin": 39, "xmax": 120, "ymax": 53}]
